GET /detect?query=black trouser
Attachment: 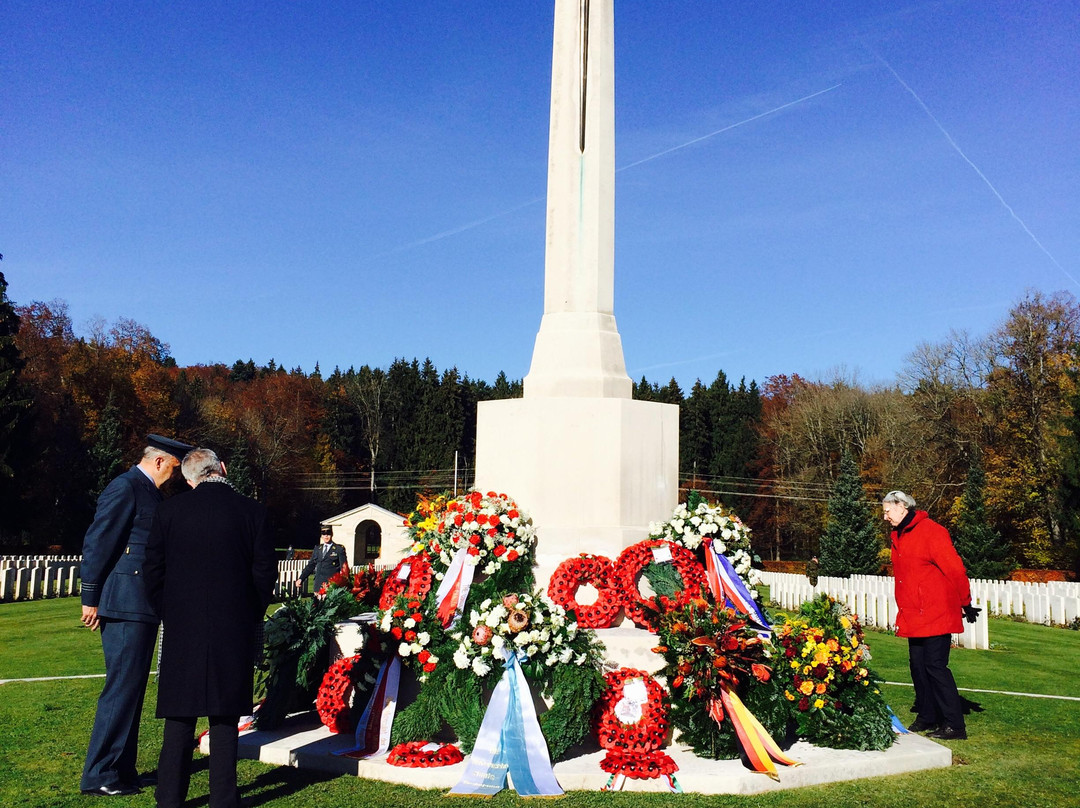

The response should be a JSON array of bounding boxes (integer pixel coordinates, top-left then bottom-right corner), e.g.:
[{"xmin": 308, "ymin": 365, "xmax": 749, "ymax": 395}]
[
  {"xmin": 908, "ymin": 634, "xmax": 965, "ymax": 731},
  {"xmin": 156, "ymin": 716, "xmax": 240, "ymax": 808}
]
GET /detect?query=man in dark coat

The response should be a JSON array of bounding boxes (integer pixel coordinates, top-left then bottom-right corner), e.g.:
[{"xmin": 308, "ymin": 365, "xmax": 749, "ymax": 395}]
[
  {"xmin": 80, "ymin": 434, "xmax": 192, "ymax": 797},
  {"xmin": 295, "ymin": 524, "xmax": 347, "ymax": 594},
  {"xmin": 144, "ymin": 448, "xmax": 277, "ymax": 808}
]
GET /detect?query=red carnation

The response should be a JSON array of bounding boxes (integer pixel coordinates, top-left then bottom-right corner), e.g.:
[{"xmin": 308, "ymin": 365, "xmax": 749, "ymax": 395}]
[
  {"xmin": 493, "ymin": 545, "xmax": 506, "ymax": 557},
  {"xmin": 506, "ymin": 550, "xmax": 519, "ymax": 561}
]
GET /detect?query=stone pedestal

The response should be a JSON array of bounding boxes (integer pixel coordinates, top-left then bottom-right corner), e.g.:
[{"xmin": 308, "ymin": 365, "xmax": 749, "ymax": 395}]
[{"xmin": 474, "ymin": 395, "xmax": 679, "ymax": 587}]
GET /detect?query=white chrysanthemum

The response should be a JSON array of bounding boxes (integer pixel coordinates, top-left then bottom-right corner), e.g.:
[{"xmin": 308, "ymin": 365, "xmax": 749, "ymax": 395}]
[
  {"xmin": 453, "ymin": 647, "xmax": 470, "ymax": 669},
  {"xmin": 417, "ymin": 631, "xmax": 430, "ymax": 645},
  {"xmin": 403, "ymin": 618, "xmax": 416, "ymax": 629},
  {"xmin": 398, "ymin": 642, "xmax": 412, "ymax": 657},
  {"xmin": 472, "ymin": 657, "xmax": 491, "ymax": 677}
]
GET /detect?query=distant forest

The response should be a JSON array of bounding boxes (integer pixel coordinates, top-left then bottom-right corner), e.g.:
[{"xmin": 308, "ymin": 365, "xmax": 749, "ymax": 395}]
[{"xmin": 2, "ymin": 271, "xmax": 1078, "ymax": 572}]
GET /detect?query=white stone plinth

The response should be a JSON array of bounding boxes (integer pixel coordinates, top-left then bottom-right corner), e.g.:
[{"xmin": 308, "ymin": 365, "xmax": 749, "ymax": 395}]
[
  {"xmin": 474, "ymin": 395, "xmax": 679, "ymax": 586},
  {"xmin": 214, "ymin": 714, "xmax": 952, "ymax": 795}
]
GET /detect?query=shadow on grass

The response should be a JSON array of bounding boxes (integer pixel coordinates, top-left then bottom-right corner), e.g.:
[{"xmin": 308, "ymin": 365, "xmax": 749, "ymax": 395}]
[{"xmin": 238, "ymin": 765, "xmax": 341, "ymax": 808}]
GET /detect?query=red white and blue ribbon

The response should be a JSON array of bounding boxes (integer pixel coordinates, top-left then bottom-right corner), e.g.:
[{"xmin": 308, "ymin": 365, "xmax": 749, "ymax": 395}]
[
  {"xmin": 703, "ymin": 538, "xmax": 771, "ymax": 632},
  {"xmin": 434, "ymin": 548, "xmax": 475, "ymax": 628},
  {"xmin": 336, "ymin": 656, "xmax": 401, "ymax": 759},
  {"xmin": 449, "ymin": 649, "xmax": 562, "ymax": 797}
]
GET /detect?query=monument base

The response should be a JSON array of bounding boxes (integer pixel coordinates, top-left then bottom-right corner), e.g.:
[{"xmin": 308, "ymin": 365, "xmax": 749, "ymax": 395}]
[
  {"xmin": 474, "ymin": 395, "xmax": 679, "ymax": 586},
  {"xmin": 210, "ymin": 715, "xmax": 951, "ymax": 795}
]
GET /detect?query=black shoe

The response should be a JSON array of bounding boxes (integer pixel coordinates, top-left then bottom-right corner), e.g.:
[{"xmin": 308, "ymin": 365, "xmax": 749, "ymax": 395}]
[
  {"xmin": 907, "ymin": 719, "xmax": 940, "ymax": 733},
  {"xmin": 135, "ymin": 773, "xmax": 157, "ymax": 787},
  {"xmin": 928, "ymin": 725, "xmax": 967, "ymax": 740},
  {"xmin": 80, "ymin": 784, "xmax": 142, "ymax": 796}
]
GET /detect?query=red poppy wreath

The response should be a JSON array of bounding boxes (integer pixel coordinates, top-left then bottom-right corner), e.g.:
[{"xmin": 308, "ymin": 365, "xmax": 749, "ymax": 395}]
[
  {"xmin": 547, "ymin": 553, "xmax": 622, "ymax": 628},
  {"xmin": 594, "ymin": 668, "xmax": 677, "ymax": 780},
  {"xmin": 378, "ymin": 553, "xmax": 434, "ymax": 611},
  {"xmin": 316, "ymin": 655, "xmax": 363, "ymax": 734},
  {"xmin": 614, "ymin": 539, "xmax": 706, "ymax": 630},
  {"xmin": 387, "ymin": 741, "xmax": 464, "ymax": 768}
]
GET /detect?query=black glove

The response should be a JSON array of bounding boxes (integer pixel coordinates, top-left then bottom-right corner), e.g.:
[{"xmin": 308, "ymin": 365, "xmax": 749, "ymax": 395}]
[{"xmin": 962, "ymin": 604, "xmax": 981, "ymax": 624}]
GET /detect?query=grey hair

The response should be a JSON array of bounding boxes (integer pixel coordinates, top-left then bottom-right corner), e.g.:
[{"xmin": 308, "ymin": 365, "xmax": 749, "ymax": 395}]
[
  {"xmin": 181, "ymin": 448, "xmax": 222, "ymax": 483},
  {"xmin": 882, "ymin": 490, "xmax": 916, "ymax": 509},
  {"xmin": 141, "ymin": 446, "xmax": 172, "ymax": 462}
]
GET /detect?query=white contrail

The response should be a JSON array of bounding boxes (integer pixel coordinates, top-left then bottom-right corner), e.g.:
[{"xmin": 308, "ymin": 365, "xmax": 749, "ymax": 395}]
[
  {"xmin": 371, "ymin": 85, "xmax": 843, "ymax": 258},
  {"xmin": 617, "ymin": 84, "xmax": 842, "ymax": 172},
  {"xmin": 875, "ymin": 53, "xmax": 1078, "ymax": 289}
]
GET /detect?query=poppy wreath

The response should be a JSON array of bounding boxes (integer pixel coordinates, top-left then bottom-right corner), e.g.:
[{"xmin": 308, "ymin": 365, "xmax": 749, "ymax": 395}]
[
  {"xmin": 386, "ymin": 740, "xmax": 464, "ymax": 768},
  {"xmin": 315, "ymin": 655, "xmax": 363, "ymax": 733},
  {"xmin": 614, "ymin": 539, "xmax": 706, "ymax": 630},
  {"xmin": 594, "ymin": 668, "xmax": 676, "ymax": 780},
  {"xmin": 547, "ymin": 554, "xmax": 622, "ymax": 628},
  {"xmin": 378, "ymin": 553, "xmax": 434, "ymax": 611}
]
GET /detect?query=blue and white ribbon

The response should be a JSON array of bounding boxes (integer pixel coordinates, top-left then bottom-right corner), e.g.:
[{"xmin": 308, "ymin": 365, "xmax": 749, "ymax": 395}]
[{"xmin": 449, "ymin": 649, "xmax": 562, "ymax": 797}]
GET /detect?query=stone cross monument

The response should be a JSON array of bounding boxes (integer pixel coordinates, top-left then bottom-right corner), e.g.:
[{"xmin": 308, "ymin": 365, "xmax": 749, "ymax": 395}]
[{"xmin": 475, "ymin": 0, "xmax": 679, "ymax": 586}]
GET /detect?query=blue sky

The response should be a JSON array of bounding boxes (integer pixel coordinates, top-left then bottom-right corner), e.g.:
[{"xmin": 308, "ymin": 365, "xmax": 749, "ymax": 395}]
[{"xmin": 3, "ymin": 1, "xmax": 1077, "ymax": 391}]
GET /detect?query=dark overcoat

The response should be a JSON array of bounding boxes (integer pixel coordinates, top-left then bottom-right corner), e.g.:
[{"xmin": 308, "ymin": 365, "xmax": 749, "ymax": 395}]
[{"xmin": 144, "ymin": 480, "xmax": 277, "ymax": 717}]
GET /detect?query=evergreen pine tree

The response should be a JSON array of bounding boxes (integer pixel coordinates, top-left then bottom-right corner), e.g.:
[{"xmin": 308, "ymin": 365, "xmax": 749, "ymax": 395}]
[
  {"xmin": 818, "ymin": 451, "xmax": 881, "ymax": 578},
  {"xmin": 225, "ymin": 435, "xmax": 257, "ymax": 498},
  {"xmin": 953, "ymin": 456, "xmax": 1011, "ymax": 579},
  {"xmin": 0, "ymin": 267, "xmax": 29, "ymax": 481},
  {"xmin": 89, "ymin": 389, "xmax": 125, "ymax": 497}
]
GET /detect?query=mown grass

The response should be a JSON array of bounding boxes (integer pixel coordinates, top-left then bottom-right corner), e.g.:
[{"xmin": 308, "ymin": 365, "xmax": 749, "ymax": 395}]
[{"xmin": 1, "ymin": 598, "xmax": 1078, "ymax": 808}]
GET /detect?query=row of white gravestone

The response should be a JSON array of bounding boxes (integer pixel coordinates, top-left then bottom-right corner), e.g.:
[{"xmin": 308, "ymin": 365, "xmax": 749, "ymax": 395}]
[
  {"xmin": 0, "ymin": 563, "xmax": 81, "ymax": 601},
  {"xmin": 0, "ymin": 554, "xmax": 81, "ymax": 570}
]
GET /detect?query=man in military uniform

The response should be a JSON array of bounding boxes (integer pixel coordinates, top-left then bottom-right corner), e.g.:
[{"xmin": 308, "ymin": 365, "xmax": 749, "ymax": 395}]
[
  {"xmin": 295, "ymin": 525, "xmax": 347, "ymax": 594},
  {"xmin": 79, "ymin": 434, "xmax": 193, "ymax": 797}
]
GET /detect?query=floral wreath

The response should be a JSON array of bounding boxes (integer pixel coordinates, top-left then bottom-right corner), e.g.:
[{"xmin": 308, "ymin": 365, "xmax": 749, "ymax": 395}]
[
  {"xmin": 594, "ymin": 668, "xmax": 676, "ymax": 780},
  {"xmin": 649, "ymin": 495, "xmax": 760, "ymax": 590},
  {"xmin": 377, "ymin": 595, "xmax": 440, "ymax": 680},
  {"xmin": 378, "ymin": 553, "xmax": 434, "ymax": 611},
  {"xmin": 421, "ymin": 491, "xmax": 537, "ymax": 578},
  {"xmin": 387, "ymin": 740, "xmax": 464, "ymax": 768},
  {"xmin": 613, "ymin": 539, "xmax": 706, "ymax": 630},
  {"xmin": 315, "ymin": 655, "xmax": 363, "ymax": 733},
  {"xmin": 547, "ymin": 554, "xmax": 622, "ymax": 628},
  {"xmin": 450, "ymin": 592, "xmax": 580, "ymax": 680}
]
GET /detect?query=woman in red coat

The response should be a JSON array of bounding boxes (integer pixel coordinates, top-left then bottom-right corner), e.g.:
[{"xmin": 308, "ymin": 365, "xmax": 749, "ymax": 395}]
[{"xmin": 884, "ymin": 490, "xmax": 977, "ymax": 740}]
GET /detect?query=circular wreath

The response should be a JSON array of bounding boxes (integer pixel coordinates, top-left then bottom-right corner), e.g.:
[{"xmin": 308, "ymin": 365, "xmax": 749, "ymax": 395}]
[
  {"xmin": 378, "ymin": 553, "xmax": 434, "ymax": 611},
  {"xmin": 315, "ymin": 655, "xmax": 363, "ymax": 733},
  {"xmin": 614, "ymin": 540, "xmax": 706, "ymax": 630},
  {"xmin": 387, "ymin": 741, "xmax": 464, "ymax": 768},
  {"xmin": 594, "ymin": 668, "xmax": 675, "ymax": 780},
  {"xmin": 595, "ymin": 668, "xmax": 670, "ymax": 753},
  {"xmin": 547, "ymin": 554, "xmax": 622, "ymax": 628}
]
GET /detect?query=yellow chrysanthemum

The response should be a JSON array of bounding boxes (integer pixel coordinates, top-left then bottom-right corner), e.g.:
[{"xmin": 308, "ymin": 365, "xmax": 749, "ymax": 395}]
[
  {"xmin": 813, "ymin": 698, "xmax": 825, "ymax": 709},
  {"xmin": 799, "ymin": 681, "xmax": 815, "ymax": 695}
]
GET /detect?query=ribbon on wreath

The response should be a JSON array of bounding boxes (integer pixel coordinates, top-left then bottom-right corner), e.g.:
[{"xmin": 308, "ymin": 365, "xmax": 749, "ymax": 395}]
[
  {"xmin": 703, "ymin": 538, "xmax": 771, "ymax": 631},
  {"xmin": 448, "ymin": 649, "xmax": 563, "ymax": 797},
  {"xmin": 335, "ymin": 656, "xmax": 401, "ymax": 759},
  {"xmin": 434, "ymin": 548, "xmax": 475, "ymax": 628},
  {"xmin": 708, "ymin": 684, "xmax": 800, "ymax": 781}
]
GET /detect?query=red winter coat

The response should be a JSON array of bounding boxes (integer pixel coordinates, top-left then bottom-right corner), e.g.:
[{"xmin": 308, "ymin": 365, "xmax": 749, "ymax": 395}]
[{"xmin": 891, "ymin": 511, "xmax": 971, "ymax": 638}]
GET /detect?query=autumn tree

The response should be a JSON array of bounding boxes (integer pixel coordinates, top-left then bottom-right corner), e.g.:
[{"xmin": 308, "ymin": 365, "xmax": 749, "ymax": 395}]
[
  {"xmin": 983, "ymin": 291, "xmax": 1080, "ymax": 567},
  {"xmin": 818, "ymin": 451, "xmax": 881, "ymax": 577},
  {"xmin": 951, "ymin": 455, "xmax": 1011, "ymax": 579}
]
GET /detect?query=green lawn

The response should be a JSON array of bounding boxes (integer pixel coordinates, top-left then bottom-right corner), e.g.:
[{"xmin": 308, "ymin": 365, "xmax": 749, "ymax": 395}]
[{"xmin": 1, "ymin": 598, "xmax": 1078, "ymax": 808}]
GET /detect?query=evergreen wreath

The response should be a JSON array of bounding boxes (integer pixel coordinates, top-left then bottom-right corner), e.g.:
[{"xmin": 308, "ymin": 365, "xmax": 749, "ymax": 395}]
[
  {"xmin": 547, "ymin": 554, "xmax": 622, "ymax": 628},
  {"xmin": 614, "ymin": 539, "xmax": 706, "ymax": 631}
]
